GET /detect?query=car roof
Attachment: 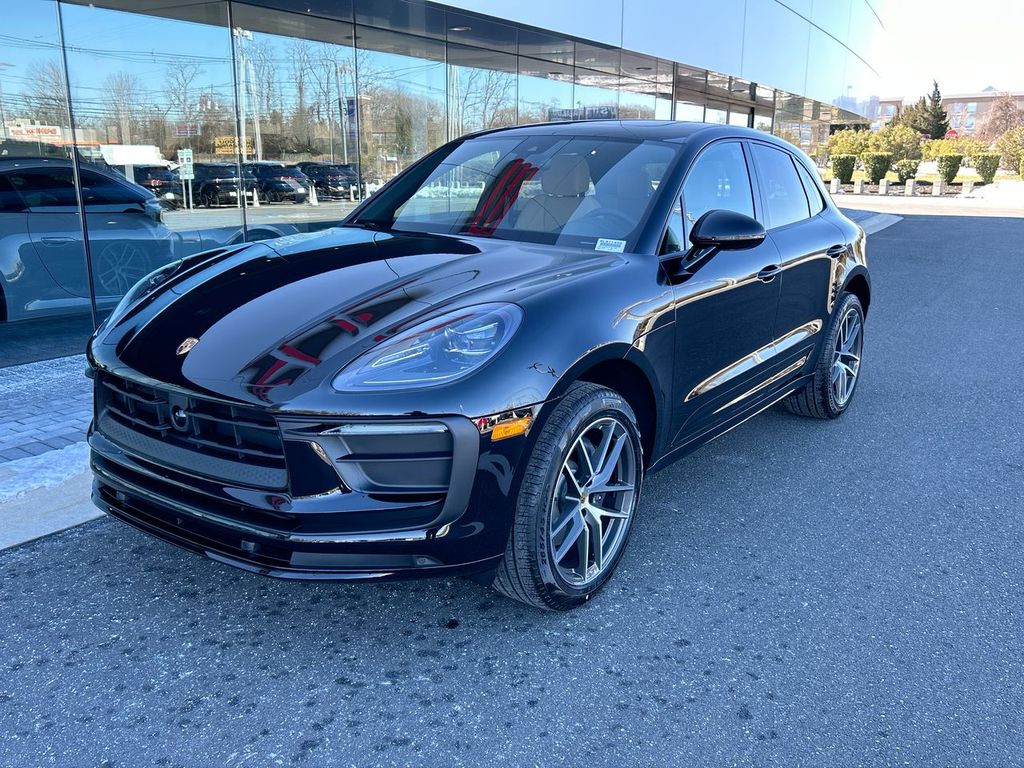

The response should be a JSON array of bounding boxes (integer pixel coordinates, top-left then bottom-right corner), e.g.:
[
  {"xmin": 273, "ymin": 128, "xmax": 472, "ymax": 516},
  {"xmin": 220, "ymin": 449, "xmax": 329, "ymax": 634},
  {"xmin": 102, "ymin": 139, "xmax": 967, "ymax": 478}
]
[{"xmin": 462, "ymin": 120, "xmax": 795, "ymax": 150}]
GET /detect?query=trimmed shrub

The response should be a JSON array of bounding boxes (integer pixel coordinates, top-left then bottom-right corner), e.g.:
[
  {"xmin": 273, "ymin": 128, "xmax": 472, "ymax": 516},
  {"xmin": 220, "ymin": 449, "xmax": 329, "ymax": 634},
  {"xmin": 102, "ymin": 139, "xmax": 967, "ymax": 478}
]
[
  {"xmin": 831, "ymin": 154, "xmax": 857, "ymax": 184},
  {"xmin": 995, "ymin": 125, "xmax": 1024, "ymax": 170},
  {"xmin": 866, "ymin": 124, "xmax": 922, "ymax": 163},
  {"xmin": 894, "ymin": 159, "xmax": 919, "ymax": 183},
  {"xmin": 860, "ymin": 152, "xmax": 892, "ymax": 184},
  {"xmin": 827, "ymin": 129, "xmax": 868, "ymax": 158},
  {"xmin": 936, "ymin": 153, "xmax": 963, "ymax": 184},
  {"xmin": 974, "ymin": 153, "xmax": 1001, "ymax": 183}
]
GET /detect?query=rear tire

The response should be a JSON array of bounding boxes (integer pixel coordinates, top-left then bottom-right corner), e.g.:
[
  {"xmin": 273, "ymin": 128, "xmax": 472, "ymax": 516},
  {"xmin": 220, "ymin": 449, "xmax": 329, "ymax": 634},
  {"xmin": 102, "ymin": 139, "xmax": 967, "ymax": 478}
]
[
  {"xmin": 493, "ymin": 382, "xmax": 643, "ymax": 611},
  {"xmin": 784, "ymin": 292, "xmax": 865, "ymax": 419}
]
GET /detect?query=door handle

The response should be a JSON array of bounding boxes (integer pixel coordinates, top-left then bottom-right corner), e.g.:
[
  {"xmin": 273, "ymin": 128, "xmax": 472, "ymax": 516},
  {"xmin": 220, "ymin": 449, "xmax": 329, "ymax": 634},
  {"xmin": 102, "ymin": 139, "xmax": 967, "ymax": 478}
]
[
  {"xmin": 757, "ymin": 265, "xmax": 781, "ymax": 282},
  {"xmin": 826, "ymin": 244, "xmax": 848, "ymax": 259},
  {"xmin": 39, "ymin": 237, "xmax": 75, "ymax": 246}
]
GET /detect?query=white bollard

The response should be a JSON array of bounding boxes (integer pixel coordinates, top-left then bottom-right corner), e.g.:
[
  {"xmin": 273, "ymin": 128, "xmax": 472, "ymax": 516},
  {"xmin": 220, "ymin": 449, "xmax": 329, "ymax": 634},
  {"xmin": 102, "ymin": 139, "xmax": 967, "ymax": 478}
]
[
  {"xmin": 853, "ymin": 179, "xmax": 864, "ymax": 194},
  {"xmin": 961, "ymin": 180, "xmax": 974, "ymax": 196},
  {"xmin": 904, "ymin": 180, "xmax": 915, "ymax": 196},
  {"xmin": 830, "ymin": 178, "xmax": 840, "ymax": 194},
  {"xmin": 932, "ymin": 179, "xmax": 945, "ymax": 196},
  {"xmin": 878, "ymin": 179, "xmax": 889, "ymax": 195},
  {"xmin": 251, "ymin": 187, "xmax": 260, "ymax": 208},
  {"xmin": 308, "ymin": 183, "xmax": 319, "ymax": 206}
]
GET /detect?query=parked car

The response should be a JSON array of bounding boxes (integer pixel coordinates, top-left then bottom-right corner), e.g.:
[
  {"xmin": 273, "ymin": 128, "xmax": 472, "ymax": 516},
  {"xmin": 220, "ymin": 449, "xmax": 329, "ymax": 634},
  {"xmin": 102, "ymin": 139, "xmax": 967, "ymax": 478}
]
[
  {"xmin": 192, "ymin": 162, "xmax": 255, "ymax": 207},
  {"xmin": 88, "ymin": 121, "xmax": 870, "ymax": 610},
  {"xmin": 0, "ymin": 158, "xmax": 308, "ymax": 322},
  {"xmin": 130, "ymin": 164, "xmax": 183, "ymax": 208},
  {"xmin": 294, "ymin": 161, "xmax": 358, "ymax": 200},
  {"xmin": 245, "ymin": 162, "xmax": 309, "ymax": 204},
  {"xmin": 0, "ymin": 157, "xmax": 178, "ymax": 321}
]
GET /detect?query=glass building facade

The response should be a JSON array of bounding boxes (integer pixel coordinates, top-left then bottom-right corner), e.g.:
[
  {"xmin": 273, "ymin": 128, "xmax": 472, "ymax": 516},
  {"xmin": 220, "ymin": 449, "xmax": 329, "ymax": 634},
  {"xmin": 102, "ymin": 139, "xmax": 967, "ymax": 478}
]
[{"xmin": 0, "ymin": 0, "xmax": 883, "ymax": 363}]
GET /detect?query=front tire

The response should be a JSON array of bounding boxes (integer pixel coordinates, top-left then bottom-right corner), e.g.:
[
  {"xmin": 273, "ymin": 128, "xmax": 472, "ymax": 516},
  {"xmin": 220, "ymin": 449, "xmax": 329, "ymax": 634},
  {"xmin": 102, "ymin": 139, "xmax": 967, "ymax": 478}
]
[
  {"xmin": 493, "ymin": 382, "xmax": 643, "ymax": 611},
  {"xmin": 784, "ymin": 292, "xmax": 865, "ymax": 419}
]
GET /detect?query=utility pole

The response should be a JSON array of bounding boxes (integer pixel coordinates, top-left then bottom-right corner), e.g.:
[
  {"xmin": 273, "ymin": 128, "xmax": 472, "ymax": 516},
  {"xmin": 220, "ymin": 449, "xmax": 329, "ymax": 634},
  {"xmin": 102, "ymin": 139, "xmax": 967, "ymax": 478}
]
[{"xmin": 0, "ymin": 62, "xmax": 13, "ymax": 140}]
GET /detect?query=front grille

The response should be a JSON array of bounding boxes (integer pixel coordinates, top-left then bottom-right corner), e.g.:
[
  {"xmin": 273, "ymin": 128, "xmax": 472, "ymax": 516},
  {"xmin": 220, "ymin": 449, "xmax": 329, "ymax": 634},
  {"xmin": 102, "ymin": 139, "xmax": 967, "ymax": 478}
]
[{"xmin": 96, "ymin": 372, "xmax": 287, "ymax": 489}]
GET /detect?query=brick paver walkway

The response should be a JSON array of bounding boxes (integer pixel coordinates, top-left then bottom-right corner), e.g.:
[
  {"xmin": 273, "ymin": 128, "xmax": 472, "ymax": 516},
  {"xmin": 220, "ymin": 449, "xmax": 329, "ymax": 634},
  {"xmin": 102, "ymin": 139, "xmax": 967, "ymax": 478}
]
[{"xmin": 0, "ymin": 355, "xmax": 92, "ymax": 464}]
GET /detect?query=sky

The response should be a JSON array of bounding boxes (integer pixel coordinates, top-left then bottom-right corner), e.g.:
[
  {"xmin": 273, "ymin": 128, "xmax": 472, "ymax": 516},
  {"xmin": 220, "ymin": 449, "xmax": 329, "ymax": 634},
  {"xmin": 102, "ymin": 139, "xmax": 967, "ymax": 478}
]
[{"xmin": 875, "ymin": 0, "xmax": 1024, "ymax": 99}]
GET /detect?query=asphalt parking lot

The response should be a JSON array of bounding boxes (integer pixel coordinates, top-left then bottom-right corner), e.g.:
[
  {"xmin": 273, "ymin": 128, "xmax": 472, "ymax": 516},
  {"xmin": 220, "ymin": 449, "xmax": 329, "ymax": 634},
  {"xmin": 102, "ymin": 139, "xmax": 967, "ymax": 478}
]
[{"xmin": 2, "ymin": 214, "xmax": 1023, "ymax": 767}]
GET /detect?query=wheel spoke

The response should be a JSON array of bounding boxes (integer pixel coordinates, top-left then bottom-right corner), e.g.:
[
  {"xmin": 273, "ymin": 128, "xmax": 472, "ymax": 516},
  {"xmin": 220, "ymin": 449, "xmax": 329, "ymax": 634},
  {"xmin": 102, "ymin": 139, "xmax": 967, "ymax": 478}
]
[
  {"xmin": 586, "ymin": 515, "xmax": 603, "ymax": 571},
  {"xmin": 575, "ymin": 519, "xmax": 591, "ymax": 578},
  {"xmin": 590, "ymin": 431, "xmax": 627, "ymax": 490},
  {"xmin": 551, "ymin": 501, "xmax": 581, "ymax": 538},
  {"xmin": 554, "ymin": 515, "xmax": 585, "ymax": 563},
  {"xmin": 587, "ymin": 502, "xmax": 629, "ymax": 520},
  {"xmin": 588, "ymin": 480, "xmax": 634, "ymax": 495},
  {"xmin": 561, "ymin": 463, "xmax": 583, "ymax": 497}
]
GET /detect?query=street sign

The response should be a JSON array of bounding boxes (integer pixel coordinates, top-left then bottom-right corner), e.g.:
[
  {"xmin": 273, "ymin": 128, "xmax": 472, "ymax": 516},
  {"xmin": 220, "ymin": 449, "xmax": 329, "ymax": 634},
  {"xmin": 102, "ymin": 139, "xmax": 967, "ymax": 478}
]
[
  {"xmin": 177, "ymin": 148, "xmax": 194, "ymax": 180},
  {"xmin": 174, "ymin": 122, "xmax": 200, "ymax": 137}
]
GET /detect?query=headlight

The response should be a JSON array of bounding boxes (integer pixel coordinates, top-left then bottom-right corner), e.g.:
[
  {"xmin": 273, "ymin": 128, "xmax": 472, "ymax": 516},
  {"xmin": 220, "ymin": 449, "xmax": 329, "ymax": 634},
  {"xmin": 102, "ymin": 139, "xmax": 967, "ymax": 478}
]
[
  {"xmin": 332, "ymin": 303, "xmax": 523, "ymax": 392},
  {"xmin": 102, "ymin": 259, "xmax": 183, "ymax": 328}
]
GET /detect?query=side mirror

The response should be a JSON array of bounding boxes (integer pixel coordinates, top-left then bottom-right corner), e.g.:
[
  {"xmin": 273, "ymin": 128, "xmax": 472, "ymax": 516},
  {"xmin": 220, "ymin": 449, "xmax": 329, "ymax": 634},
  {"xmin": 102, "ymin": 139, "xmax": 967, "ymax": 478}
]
[{"xmin": 689, "ymin": 209, "xmax": 766, "ymax": 251}]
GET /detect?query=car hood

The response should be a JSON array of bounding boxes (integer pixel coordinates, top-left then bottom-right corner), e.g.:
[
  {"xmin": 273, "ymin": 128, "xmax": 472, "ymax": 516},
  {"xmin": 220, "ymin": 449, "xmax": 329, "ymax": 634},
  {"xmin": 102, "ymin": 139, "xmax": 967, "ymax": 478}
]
[{"xmin": 93, "ymin": 226, "xmax": 622, "ymax": 405}]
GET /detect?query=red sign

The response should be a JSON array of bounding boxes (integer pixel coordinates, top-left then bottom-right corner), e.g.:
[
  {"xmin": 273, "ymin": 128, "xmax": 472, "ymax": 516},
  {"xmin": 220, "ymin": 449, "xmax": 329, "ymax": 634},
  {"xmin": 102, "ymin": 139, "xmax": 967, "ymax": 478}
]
[{"xmin": 945, "ymin": 129, "xmax": 958, "ymax": 139}]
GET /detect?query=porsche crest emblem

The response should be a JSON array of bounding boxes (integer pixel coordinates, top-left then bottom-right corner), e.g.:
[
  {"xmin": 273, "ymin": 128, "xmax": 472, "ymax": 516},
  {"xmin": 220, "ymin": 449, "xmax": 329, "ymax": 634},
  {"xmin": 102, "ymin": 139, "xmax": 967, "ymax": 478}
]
[{"xmin": 176, "ymin": 337, "xmax": 200, "ymax": 356}]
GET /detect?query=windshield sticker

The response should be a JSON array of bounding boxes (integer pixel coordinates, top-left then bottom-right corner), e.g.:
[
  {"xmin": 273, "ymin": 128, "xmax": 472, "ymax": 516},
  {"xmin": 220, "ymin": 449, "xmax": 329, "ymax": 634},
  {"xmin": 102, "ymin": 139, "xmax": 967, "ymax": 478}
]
[{"xmin": 595, "ymin": 238, "xmax": 626, "ymax": 253}]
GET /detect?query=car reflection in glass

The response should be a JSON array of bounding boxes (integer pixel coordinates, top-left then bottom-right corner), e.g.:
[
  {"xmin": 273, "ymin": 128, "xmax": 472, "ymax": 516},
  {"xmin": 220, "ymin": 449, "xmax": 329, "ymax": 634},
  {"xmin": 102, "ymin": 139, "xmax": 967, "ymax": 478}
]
[{"xmin": 0, "ymin": 158, "xmax": 299, "ymax": 321}]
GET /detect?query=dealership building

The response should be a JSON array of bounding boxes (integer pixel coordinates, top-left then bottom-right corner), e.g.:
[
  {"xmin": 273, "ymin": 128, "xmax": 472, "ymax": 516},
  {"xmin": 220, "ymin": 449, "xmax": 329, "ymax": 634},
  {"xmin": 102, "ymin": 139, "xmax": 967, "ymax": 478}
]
[{"xmin": 1, "ymin": 0, "xmax": 884, "ymax": 355}]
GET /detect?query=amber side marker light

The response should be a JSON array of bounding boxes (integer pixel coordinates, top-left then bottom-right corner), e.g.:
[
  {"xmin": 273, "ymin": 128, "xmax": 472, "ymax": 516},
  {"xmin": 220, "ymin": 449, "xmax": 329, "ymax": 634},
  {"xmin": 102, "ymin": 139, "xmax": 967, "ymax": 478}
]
[{"xmin": 489, "ymin": 416, "xmax": 532, "ymax": 441}]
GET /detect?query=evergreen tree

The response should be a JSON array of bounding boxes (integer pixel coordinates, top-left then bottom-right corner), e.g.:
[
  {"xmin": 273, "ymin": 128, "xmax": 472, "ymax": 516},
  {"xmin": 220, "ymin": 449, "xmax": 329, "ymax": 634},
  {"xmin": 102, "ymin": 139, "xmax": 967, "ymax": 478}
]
[
  {"xmin": 925, "ymin": 80, "xmax": 950, "ymax": 139},
  {"xmin": 896, "ymin": 97, "xmax": 929, "ymax": 135}
]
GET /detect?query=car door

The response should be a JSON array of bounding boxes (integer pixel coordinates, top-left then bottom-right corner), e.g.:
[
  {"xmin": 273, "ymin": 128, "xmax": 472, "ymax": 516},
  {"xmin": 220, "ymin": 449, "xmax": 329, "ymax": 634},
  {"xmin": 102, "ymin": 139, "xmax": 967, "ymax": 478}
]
[
  {"xmin": 667, "ymin": 140, "xmax": 783, "ymax": 445},
  {"xmin": 12, "ymin": 165, "xmax": 91, "ymax": 297},
  {"xmin": 748, "ymin": 142, "xmax": 843, "ymax": 376},
  {"xmin": 79, "ymin": 169, "xmax": 179, "ymax": 302}
]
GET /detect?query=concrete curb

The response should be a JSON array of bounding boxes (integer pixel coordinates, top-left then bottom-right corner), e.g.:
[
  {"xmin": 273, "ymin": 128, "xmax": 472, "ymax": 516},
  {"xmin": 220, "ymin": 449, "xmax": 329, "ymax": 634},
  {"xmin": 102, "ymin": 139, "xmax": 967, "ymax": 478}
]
[{"xmin": 0, "ymin": 471, "xmax": 102, "ymax": 550}]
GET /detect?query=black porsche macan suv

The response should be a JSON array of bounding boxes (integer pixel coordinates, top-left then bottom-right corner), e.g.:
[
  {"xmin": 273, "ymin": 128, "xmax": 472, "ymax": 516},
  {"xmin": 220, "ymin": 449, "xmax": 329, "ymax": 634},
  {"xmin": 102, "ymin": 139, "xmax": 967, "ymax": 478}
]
[{"xmin": 88, "ymin": 121, "xmax": 869, "ymax": 610}]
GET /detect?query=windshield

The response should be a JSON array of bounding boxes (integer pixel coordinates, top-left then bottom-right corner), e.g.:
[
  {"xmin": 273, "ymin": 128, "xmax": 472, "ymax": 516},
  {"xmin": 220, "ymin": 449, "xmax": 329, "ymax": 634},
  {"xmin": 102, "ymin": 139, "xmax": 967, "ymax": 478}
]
[
  {"xmin": 350, "ymin": 135, "xmax": 679, "ymax": 251},
  {"xmin": 203, "ymin": 166, "xmax": 240, "ymax": 179}
]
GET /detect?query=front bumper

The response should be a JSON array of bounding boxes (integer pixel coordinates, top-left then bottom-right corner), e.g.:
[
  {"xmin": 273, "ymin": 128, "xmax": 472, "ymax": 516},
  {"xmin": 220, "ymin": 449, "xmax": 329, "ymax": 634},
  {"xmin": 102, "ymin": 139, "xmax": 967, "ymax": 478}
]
[{"xmin": 88, "ymin": 377, "xmax": 534, "ymax": 581}]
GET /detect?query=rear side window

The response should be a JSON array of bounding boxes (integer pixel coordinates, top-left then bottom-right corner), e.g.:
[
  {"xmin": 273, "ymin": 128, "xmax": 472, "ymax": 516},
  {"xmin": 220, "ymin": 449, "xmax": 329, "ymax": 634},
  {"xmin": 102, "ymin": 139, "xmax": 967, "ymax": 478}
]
[
  {"xmin": 750, "ymin": 144, "xmax": 810, "ymax": 229},
  {"xmin": 80, "ymin": 170, "xmax": 146, "ymax": 207},
  {"xmin": 795, "ymin": 161, "xmax": 825, "ymax": 215},
  {"xmin": 6, "ymin": 168, "xmax": 78, "ymax": 208},
  {"xmin": 682, "ymin": 141, "xmax": 755, "ymax": 233},
  {"xmin": 0, "ymin": 175, "xmax": 25, "ymax": 212}
]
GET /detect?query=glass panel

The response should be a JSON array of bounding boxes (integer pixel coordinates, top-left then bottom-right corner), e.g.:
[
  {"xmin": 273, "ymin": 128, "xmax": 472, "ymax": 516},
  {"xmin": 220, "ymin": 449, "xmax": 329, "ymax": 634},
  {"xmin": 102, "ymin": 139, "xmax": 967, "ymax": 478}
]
[
  {"xmin": 749, "ymin": 144, "xmax": 810, "ymax": 229},
  {"xmin": 682, "ymin": 142, "xmax": 754, "ymax": 232},
  {"xmin": 229, "ymin": 3, "xmax": 359, "ymax": 232},
  {"xmin": 355, "ymin": 26, "xmax": 447, "ymax": 185},
  {"xmin": 675, "ymin": 102, "xmax": 705, "ymax": 122},
  {"xmin": 618, "ymin": 79, "xmax": 657, "ymax": 120},
  {"xmin": 517, "ymin": 59, "xmax": 574, "ymax": 124},
  {"xmin": 58, "ymin": 0, "xmax": 242, "ymax": 331},
  {"xmin": 704, "ymin": 104, "xmax": 729, "ymax": 124},
  {"xmin": 754, "ymin": 110, "xmax": 774, "ymax": 132},
  {"xmin": 517, "ymin": 28, "xmax": 574, "ymax": 66},
  {"xmin": 574, "ymin": 69, "xmax": 620, "ymax": 120},
  {"xmin": 444, "ymin": 11, "xmax": 517, "ymax": 56},
  {"xmin": 447, "ymin": 45, "xmax": 518, "ymax": 136},
  {"xmin": 729, "ymin": 109, "xmax": 751, "ymax": 127},
  {"xmin": 0, "ymin": 1, "xmax": 87, "ymax": 363}
]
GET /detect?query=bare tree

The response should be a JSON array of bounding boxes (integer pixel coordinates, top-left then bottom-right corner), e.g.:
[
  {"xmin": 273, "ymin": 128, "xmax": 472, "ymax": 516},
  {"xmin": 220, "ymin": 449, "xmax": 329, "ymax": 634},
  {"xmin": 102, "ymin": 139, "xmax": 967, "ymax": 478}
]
[
  {"xmin": 975, "ymin": 92, "xmax": 1024, "ymax": 143},
  {"xmin": 164, "ymin": 61, "xmax": 202, "ymax": 123},
  {"xmin": 103, "ymin": 71, "xmax": 143, "ymax": 144},
  {"xmin": 24, "ymin": 60, "xmax": 69, "ymax": 126},
  {"xmin": 452, "ymin": 68, "xmax": 515, "ymax": 135}
]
